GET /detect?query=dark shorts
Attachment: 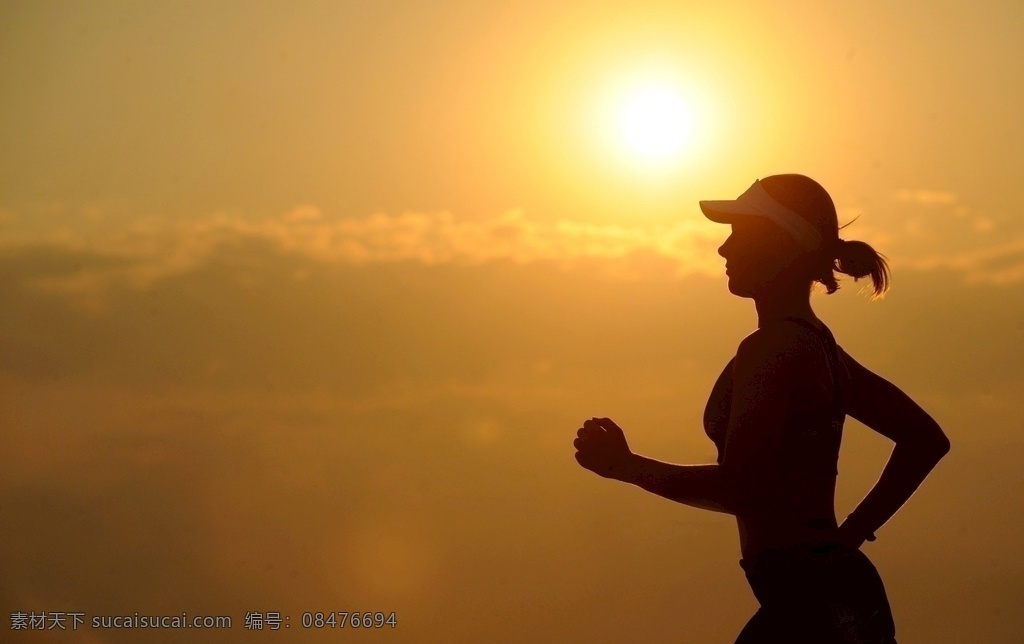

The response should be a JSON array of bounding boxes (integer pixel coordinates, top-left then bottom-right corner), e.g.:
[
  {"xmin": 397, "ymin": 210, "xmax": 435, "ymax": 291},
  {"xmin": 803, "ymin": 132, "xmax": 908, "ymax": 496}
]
[{"xmin": 736, "ymin": 543, "xmax": 898, "ymax": 644}]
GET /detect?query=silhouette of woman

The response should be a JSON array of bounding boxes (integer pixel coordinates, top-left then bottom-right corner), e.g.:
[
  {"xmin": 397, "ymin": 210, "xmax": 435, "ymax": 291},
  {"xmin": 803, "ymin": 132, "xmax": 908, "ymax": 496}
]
[{"xmin": 573, "ymin": 174, "xmax": 951, "ymax": 643}]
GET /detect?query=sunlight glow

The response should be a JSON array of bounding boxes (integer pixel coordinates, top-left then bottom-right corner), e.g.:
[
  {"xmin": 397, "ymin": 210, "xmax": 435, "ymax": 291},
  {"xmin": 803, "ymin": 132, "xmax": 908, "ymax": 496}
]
[{"xmin": 620, "ymin": 87, "xmax": 694, "ymax": 161}]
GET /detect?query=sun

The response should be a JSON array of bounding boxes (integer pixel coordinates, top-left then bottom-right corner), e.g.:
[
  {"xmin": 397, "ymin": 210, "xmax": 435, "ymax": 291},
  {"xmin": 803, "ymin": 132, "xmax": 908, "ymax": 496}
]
[{"xmin": 619, "ymin": 86, "xmax": 694, "ymax": 162}]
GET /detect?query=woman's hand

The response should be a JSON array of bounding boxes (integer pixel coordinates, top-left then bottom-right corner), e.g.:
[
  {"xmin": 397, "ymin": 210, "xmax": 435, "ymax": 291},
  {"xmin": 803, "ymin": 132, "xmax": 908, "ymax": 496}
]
[
  {"xmin": 574, "ymin": 417, "xmax": 635, "ymax": 481},
  {"xmin": 835, "ymin": 516, "xmax": 876, "ymax": 550},
  {"xmin": 834, "ymin": 523, "xmax": 866, "ymax": 550}
]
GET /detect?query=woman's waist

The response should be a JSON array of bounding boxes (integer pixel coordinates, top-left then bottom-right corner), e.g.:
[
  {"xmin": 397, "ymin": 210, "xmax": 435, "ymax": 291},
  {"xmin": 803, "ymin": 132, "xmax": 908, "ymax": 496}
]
[
  {"xmin": 739, "ymin": 540, "xmax": 846, "ymax": 575},
  {"xmin": 737, "ymin": 514, "xmax": 840, "ymax": 565}
]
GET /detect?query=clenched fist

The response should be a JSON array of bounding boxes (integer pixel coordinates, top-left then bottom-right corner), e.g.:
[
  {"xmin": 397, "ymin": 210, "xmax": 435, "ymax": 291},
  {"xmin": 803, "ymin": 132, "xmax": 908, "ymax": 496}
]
[{"xmin": 573, "ymin": 417, "xmax": 635, "ymax": 481}]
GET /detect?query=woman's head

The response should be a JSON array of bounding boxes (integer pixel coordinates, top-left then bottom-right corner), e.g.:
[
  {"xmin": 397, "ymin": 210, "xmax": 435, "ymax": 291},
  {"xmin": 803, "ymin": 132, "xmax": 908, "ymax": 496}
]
[{"xmin": 701, "ymin": 174, "xmax": 891, "ymax": 300}]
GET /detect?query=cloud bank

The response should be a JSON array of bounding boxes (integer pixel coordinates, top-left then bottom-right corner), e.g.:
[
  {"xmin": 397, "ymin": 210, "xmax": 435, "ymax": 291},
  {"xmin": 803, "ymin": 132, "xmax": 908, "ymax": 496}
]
[{"xmin": 1, "ymin": 200, "xmax": 1022, "ymax": 312}]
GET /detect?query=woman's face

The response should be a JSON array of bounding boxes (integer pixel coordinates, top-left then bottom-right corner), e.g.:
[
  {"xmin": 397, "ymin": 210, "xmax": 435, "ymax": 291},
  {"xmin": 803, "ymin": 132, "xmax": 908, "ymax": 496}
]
[{"xmin": 718, "ymin": 216, "xmax": 804, "ymax": 298}]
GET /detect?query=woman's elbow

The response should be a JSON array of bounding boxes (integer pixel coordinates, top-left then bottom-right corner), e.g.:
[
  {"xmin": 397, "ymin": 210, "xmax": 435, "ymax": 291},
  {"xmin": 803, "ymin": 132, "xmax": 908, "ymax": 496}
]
[
  {"xmin": 927, "ymin": 420, "xmax": 951, "ymax": 455},
  {"xmin": 911, "ymin": 424, "xmax": 951, "ymax": 459}
]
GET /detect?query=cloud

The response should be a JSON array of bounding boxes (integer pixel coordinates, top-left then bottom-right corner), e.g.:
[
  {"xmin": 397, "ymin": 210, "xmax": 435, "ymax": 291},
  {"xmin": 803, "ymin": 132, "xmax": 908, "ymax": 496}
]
[
  {"xmin": 0, "ymin": 207, "xmax": 728, "ymax": 305},
  {"xmin": 900, "ymin": 235, "xmax": 1024, "ymax": 285},
  {"xmin": 261, "ymin": 208, "xmax": 725, "ymax": 276},
  {"xmin": 972, "ymin": 215, "xmax": 996, "ymax": 233},
  {"xmin": 894, "ymin": 189, "xmax": 958, "ymax": 205},
  {"xmin": 2, "ymin": 200, "xmax": 1024, "ymax": 311},
  {"xmin": 868, "ymin": 191, "xmax": 1024, "ymax": 281}
]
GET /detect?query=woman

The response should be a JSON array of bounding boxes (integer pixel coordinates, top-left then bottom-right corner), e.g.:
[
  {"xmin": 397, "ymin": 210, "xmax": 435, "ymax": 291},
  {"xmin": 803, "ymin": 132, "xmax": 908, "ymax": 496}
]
[{"xmin": 573, "ymin": 174, "xmax": 951, "ymax": 643}]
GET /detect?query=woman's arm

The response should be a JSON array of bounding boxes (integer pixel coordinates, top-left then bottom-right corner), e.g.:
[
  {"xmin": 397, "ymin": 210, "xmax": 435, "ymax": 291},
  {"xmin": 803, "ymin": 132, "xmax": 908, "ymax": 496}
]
[
  {"xmin": 840, "ymin": 441, "xmax": 948, "ymax": 542},
  {"xmin": 839, "ymin": 347, "xmax": 951, "ymax": 449},
  {"xmin": 575, "ymin": 418, "xmax": 738, "ymax": 514},
  {"xmin": 608, "ymin": 324, "xmax": 805, "ymax": 517},
  {"xmin": 838, "ymin": 348, "xmax": 952, "ymax": 540},
  {"xmin": 616, "ymin": 455, "xmax": 737, "ymax": 515}
]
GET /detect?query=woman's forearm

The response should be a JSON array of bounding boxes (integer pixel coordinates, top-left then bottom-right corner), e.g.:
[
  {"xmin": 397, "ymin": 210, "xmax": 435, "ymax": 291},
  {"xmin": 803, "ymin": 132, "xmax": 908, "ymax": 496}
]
[
  {"xmin": 843, "ymin": 440, "xmax": 950, "ymax": 540},
  {"xmin": 617, "ymin": 454, "xmax": 737, "ymax": 515}
]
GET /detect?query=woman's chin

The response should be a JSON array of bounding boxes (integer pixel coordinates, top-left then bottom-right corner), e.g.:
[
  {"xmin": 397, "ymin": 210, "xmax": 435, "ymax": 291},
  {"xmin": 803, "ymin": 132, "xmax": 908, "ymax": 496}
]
[{"xmin": 726, "ymin": 277, "xmax": 755, "ymax": 298}]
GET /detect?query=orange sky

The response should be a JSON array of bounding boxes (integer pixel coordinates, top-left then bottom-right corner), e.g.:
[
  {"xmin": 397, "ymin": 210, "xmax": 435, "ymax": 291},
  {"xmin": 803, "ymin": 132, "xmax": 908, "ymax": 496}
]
[{"xmin": 2, "ymin": 1, "xmax": 1022, "ymax": 642}]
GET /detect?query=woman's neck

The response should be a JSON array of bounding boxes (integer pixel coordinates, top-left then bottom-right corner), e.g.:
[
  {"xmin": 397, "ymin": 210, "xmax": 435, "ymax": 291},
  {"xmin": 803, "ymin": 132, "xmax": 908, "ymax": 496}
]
[{"xmin": 753, "ymin": 283, "xmax": 817, "ymax": 329}]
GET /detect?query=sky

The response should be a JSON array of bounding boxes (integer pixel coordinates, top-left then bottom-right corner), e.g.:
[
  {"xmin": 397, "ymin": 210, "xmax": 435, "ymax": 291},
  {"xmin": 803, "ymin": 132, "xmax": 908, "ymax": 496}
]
[{"xmin": 1, "ymin": 1, "xmax": 1022, "ymax": 641}]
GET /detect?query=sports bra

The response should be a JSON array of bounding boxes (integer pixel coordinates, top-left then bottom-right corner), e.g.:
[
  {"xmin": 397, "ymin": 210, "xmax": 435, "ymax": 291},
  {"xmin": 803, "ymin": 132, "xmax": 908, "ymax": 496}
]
[{"xmin": 703, "ymin": 316, "xmax": 847, "ymax": 485}]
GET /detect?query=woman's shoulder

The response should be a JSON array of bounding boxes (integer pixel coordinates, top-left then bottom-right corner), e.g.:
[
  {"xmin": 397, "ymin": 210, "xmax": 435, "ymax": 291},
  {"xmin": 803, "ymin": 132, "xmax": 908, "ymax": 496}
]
[{"xmin": 738, "ymin": 319, "xmax": 821, "ymax": 360}]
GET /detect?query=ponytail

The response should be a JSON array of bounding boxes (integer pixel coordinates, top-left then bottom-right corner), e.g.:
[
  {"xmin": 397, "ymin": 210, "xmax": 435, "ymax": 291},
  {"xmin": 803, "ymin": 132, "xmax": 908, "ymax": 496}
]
[
  {"xmin": 809, "ymin": 220, "xmax": 891, "ymax": 300},
  {"xmin": 834, "ymin": 239, "xmax": 891, "ymax": 300}
]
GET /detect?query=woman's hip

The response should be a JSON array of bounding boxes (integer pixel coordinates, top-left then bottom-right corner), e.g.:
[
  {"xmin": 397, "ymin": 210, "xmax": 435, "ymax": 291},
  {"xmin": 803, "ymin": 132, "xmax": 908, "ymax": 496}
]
[{"xmin": 738, "ymin": 543, "xmax": 897, "ymax": 642}]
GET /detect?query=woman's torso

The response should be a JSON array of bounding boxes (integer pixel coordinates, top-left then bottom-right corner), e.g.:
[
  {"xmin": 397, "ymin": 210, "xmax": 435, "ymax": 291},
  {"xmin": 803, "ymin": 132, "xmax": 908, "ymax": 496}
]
[{"xmin": 704, "ymin": 316, "xmax": 851, "ymax": 562}]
